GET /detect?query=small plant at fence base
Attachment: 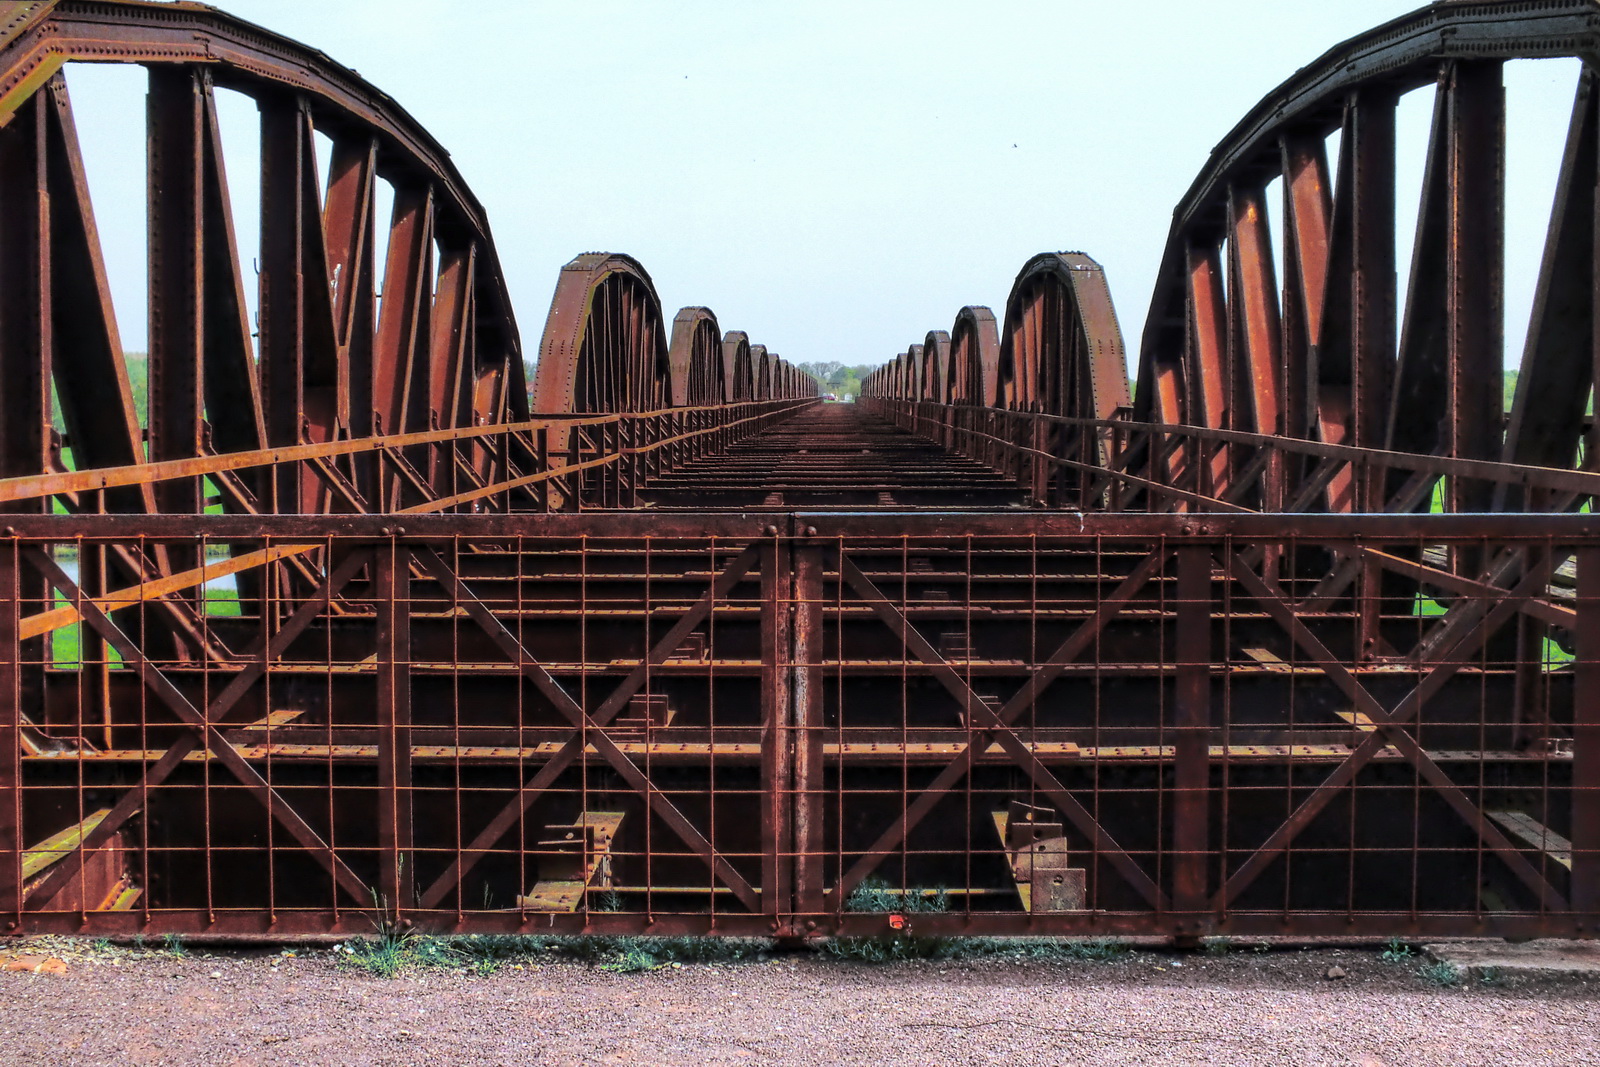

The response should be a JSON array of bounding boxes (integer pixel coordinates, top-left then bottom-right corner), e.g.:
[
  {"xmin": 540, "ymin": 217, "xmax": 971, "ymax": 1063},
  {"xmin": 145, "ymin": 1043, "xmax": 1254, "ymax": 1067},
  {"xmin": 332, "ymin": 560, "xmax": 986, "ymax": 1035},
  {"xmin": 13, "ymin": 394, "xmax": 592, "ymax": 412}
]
[
  {"xmin": 1419, "ymin": 960, "xmax": 1462, "ymax": 988},
  {"xmin": 844, "ymin": 877, "xmax": 949, "ymax": 915},
  {"xmin": 337, "ymin": 933, "xmax": 773, "ymax": 978},
  {"xmin": 828, "ymin": 880, "xmax": 1133, "ymax": 963},
  {"xmin": 1379, "ymin": 938, "xmax": 1414, "ymax": 964},
  {"xmin": 823, "ymin": 934, "xmax": 1131, "ymax": 964}
]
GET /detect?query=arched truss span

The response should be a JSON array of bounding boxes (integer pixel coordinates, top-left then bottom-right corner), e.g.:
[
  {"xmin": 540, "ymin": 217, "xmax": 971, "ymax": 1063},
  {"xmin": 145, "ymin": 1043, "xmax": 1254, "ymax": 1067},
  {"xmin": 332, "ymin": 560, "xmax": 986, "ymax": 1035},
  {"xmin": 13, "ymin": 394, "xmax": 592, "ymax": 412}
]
[
  {"xmin": 0, "ymin": 0, "xmax": 525, "ymax": 515},
  {"xmin": 1133, "ymin": 0, "xmax": 1600, "ymax": 512},
  {"xmin": 764, "ymin": 353, "xmax": 785, "ymax": 400},
  {"xmin": 907, "ymin": 345, "xmax": 928, "ymax": 402},
  {"xmin": 722, "ymin": 331, "xmax": 753, "ymax": 402},
  {"xmin": 947, "ymin": 307, "xmax": 999, "ymax": 405},
  {"xmin": 668, "ymin": 307, "xmax": 724, "ymax": 407},
  {"xmin": 921, "ymin": 331, "xmax": 951, "ymax": 405},
  {"xmin": 751, "ymin": 345, "xmax": 771, "ymax": 401},
  {"xmin": 995, "ymin": 253, "xmax": 1130, "ymax": 420},
  {"xmin": 532, "ymin": 253, "xmax": 671, "ymax": 414}
]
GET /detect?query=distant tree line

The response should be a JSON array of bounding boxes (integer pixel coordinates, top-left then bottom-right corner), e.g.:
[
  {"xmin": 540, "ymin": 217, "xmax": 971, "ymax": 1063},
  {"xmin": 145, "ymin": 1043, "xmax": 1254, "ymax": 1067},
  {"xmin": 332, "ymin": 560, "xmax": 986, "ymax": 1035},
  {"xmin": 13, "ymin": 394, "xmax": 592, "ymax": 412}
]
[{"xmin": 797, "ymin": 362, "xmax": 877, "ymax": 401}]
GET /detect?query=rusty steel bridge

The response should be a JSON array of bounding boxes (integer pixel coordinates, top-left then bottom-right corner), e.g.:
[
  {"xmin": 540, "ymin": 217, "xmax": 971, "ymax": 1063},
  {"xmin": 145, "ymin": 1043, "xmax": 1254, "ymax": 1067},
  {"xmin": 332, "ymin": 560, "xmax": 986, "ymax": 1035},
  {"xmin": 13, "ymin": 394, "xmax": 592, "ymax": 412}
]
[{"xmin": 0, "ymin": 0, "xmax": 1597, "ymax": 942}]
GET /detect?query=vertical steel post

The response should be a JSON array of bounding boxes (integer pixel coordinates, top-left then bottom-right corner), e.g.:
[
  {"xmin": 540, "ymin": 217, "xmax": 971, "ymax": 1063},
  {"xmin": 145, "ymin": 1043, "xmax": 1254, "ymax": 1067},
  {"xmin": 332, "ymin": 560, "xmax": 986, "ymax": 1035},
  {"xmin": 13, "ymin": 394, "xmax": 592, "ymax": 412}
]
[
  {"xmin": 1446, "ymin": 61, "xmax": 1505, "ymax": 518},
  {"xmin": 1574, "ymin": 547, "xmax": 1600, "ymax": 919},
  {"xmin": 0, "ymin": 547, "xmax": 21, "ymax": 922},
  {"xmin": 759, "ymin": 532, "xmax": 793, "ymax": 930},
  {"xmin": 376, "ymin": 538, "xmax": 414, "ymax": 914},
  {"xmin": 147, "ymin": 67, "xmax": 206, "ymax": 581},
  {"xmin": 792, "ymin": 538, "xmax": 826, "ymax": 926},
  {"xmin": 1174, "ymin": 545, "xmax": 1212, "ymax": 923}
]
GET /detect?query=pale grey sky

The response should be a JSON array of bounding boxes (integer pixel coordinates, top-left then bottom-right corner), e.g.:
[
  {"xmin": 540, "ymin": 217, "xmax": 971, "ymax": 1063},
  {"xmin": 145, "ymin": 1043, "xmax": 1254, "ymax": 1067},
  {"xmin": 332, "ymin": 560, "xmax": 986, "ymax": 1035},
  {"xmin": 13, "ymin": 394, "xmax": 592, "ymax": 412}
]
[{"xmin": 60, "ymin": 1, "xmax": 1580, "ymax": 378}]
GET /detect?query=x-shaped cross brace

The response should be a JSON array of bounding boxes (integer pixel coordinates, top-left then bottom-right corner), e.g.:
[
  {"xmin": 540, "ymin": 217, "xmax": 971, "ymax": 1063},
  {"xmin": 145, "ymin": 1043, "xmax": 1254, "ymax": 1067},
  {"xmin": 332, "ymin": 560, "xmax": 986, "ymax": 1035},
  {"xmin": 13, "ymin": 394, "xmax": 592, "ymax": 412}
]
[
  {"xmin": 415, "ymin": 543, "xmax": 764, "ymax": 913},
  {"xmin": 25, "ymin": 548, "xmax": 373, "ymax": 909},
  {"xmin": 825, "ymin": 549, "xmax": 1172, "ymax": 912},
  {"xmin": 1218, "ymin": 554, "xmax": 1569, "ymax": 910}
]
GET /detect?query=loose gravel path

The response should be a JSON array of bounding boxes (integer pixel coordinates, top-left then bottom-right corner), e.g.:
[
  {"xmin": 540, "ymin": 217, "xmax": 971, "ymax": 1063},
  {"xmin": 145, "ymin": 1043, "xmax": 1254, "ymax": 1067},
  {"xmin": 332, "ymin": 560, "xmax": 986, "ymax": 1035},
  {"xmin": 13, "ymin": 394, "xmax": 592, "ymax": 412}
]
[{"xmin": 0, "ymin": 942, "xmax": 1596, "ymax": 1066}]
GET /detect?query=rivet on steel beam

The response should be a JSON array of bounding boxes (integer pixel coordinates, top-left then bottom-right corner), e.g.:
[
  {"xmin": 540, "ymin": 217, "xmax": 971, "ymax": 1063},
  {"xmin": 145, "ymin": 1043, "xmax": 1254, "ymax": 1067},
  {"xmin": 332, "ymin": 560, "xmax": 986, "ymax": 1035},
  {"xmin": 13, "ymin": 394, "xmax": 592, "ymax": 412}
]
[
  {"xmin": 804, "ymin": 526, "xmax": 817, "ymax": 537},
  {"xmin": 0, "ymin": 527, "xmax": 13, "ymax": 537},
  {"xmin": 764, "ymin": 525, "xmax": 778, "ymax": 536}
]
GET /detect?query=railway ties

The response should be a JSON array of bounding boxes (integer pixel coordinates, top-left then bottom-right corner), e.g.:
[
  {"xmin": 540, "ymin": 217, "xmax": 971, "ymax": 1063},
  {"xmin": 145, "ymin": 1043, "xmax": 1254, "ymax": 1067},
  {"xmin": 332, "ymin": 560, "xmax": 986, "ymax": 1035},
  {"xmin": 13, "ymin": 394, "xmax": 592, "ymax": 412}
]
[{"xmin": 638, "ymin": 405, "xmax": 1029, "ymax": 509}]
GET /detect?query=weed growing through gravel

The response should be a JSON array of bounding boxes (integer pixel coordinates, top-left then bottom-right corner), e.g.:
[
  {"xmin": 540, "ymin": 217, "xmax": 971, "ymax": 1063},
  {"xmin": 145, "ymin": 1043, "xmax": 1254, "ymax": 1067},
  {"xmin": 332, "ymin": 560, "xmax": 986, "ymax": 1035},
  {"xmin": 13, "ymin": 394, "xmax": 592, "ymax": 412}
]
[
  {"xmin": 343, "ymin": 930, "xmax": 411, "ymax": 978},
  {"xmin": 1203, "ymin": 937, "xmax": 1233, "ymax": 956},
  {"xmin": 1379, "ymin": 938, "xmax": 1415, "ymax": 963},
  {"xmin": 163, "ymin": 933, "xmax": 187, "ymax": 959},
  {"xmin": 822, "ymin": 935, "xmax": 1130, "ymax": 965},
  {"xmin": 602, "ymin": 948, "xmax": 661, "ymax": 973},
  {"xmin": 335, "ymin": 933, "xmax": 772, "ymax": 978},
  {"xmin": 1057, "ymin": 938, "xmax": 1130, "ymax": 963},
  {"xmin": 1419, "ymin": 959, "xmax": 1463, "ymax": 988}
]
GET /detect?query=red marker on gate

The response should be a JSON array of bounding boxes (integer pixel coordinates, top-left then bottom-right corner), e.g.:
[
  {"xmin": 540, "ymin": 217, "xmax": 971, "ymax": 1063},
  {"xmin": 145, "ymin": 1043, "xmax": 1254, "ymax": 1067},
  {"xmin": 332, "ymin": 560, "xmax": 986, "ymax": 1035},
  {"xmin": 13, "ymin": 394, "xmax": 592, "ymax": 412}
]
[{"xmin": 888, "ymin": 914, "xmax": 906, "ymax": 930}]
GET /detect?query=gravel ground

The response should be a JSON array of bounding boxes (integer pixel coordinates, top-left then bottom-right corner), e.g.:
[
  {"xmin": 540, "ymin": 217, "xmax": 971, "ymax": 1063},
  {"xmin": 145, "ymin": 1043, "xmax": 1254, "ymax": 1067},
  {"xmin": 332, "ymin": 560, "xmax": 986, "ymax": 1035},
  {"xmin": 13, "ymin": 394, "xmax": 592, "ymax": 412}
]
[{"xmin": 0, "ymin": 940, "xmax": 1596, "ymax": 1066}]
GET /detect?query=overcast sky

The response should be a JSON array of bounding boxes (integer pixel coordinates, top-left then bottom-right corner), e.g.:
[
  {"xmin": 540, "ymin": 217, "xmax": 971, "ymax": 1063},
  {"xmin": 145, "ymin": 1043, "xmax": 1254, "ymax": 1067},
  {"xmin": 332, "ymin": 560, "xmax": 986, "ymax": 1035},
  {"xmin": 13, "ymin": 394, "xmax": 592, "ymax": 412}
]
[{"xmin": 61, "ymin": 0, "xmax": 1580, "ymax": 379}]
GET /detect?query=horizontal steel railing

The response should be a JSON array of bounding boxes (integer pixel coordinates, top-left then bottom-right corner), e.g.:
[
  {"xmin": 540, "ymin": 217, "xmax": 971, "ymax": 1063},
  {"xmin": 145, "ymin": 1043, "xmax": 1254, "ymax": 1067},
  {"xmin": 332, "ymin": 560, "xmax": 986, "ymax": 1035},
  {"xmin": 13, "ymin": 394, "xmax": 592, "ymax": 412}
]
[
  {"xmin": 866, "ymin": 398, "xmax": 1600, "ymax": 514},
  {"xmin": 0, "ymin": 399, "xmax": 815, "ymax": 514}
]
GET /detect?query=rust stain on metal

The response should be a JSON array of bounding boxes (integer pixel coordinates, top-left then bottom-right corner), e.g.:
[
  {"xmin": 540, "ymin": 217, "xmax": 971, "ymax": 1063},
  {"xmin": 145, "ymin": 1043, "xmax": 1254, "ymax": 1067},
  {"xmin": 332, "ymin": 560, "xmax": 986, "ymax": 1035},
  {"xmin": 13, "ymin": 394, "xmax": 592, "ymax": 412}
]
[{"xmin": 0, "ymin": 0, "xmax": 1594, "ymax": 943}]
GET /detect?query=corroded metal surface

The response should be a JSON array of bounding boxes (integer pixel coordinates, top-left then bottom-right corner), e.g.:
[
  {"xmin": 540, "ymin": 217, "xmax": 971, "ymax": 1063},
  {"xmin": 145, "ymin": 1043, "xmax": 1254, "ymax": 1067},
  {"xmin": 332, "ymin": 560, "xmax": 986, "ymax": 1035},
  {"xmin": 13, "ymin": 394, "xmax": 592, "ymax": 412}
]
[{"xmin": 0, "ymin": 0, "xmax": 1595, "ymax": 942}]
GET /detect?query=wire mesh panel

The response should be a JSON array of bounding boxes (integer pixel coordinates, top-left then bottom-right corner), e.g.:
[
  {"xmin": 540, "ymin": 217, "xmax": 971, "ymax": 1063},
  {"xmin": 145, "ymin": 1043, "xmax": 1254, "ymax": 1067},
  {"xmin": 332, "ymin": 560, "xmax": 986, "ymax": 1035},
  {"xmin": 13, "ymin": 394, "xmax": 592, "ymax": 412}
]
[
  {"xmin": 793, "ymin": 516, "xmax": 1598, "ymax": 940},
  {"xmin": 0, "ymin": 521, "xmax": 784, "ymax": 936},
  {"xmin": 0, "ymin": 515, "xmax": 1594, "ymax": 939}
]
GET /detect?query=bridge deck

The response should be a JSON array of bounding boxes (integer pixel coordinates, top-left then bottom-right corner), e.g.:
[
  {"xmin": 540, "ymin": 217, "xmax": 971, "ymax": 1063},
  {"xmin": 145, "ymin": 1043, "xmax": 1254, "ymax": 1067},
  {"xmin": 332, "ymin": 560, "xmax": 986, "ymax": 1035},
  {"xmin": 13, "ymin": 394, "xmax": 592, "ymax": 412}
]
[{"xmin": 640, "ymin": 406, "xmax": 1027, "ymax": 509}]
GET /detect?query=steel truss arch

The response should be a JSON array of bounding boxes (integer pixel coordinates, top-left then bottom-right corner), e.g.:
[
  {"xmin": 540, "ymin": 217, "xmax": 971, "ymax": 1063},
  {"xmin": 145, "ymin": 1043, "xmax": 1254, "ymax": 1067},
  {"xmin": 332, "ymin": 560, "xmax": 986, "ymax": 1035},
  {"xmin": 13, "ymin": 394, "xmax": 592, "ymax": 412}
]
[
  {"xmin": 668, "ymin": 306, "xmax": 725, "ymax": 407},
  {"xmin": 995, "ymin": 252, "xmax": 1130, "ymax": 420},
  {"xmin": 532, "ymin": 253, "xmax": 672, "ymax": 414},
  {"xmin": 905, "ymin": 344, "xmax": 927, "ymax": 402},
  {"xmin": 721, "ymin": 331, "xmax": 754, "ymax": 402},
  {"xmin": 1133, "ymin": 0, "xmax": 1600, "ymax": 512},
  {"xmin": 948, "ymin": 306, "xmax": 1000, "ymax": 405},
  {"xmin": 921, "ymin": 331, "xmax": 951, "ymax": 405},
  {"xmin": 0, "ymin": 0, "xmax": 529, "ymax": 520},
  {"xmin": 751, "ymin": 344, "xmax": 771, "ymax": 401}
]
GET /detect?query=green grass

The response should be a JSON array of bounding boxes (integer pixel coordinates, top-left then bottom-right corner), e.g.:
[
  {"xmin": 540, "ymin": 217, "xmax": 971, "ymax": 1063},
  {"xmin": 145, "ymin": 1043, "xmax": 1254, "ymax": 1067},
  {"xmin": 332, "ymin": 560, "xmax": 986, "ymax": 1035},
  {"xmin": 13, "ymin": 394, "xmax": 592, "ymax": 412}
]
[
  {"xmin": 844, "ymin": 877, "xmax": 949, "ymax": 914},
  {"xmin": 338, "ymin": 933, "xmax": 773, "ymax": 979},
  {"xmin": 822, "ymin": 935, "xmax": 1131, "ymax": 964},
  {"xmin": 48, "ymin": 580, "xmax": 240, "ymax": 668},
  {"xmin": 1379, "ymin": 938, "xmax": 1414, "ymax": 963},
  {"xmin": 1418, "ymin": 959, "xmax": 1462, "ymax": 987}
]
